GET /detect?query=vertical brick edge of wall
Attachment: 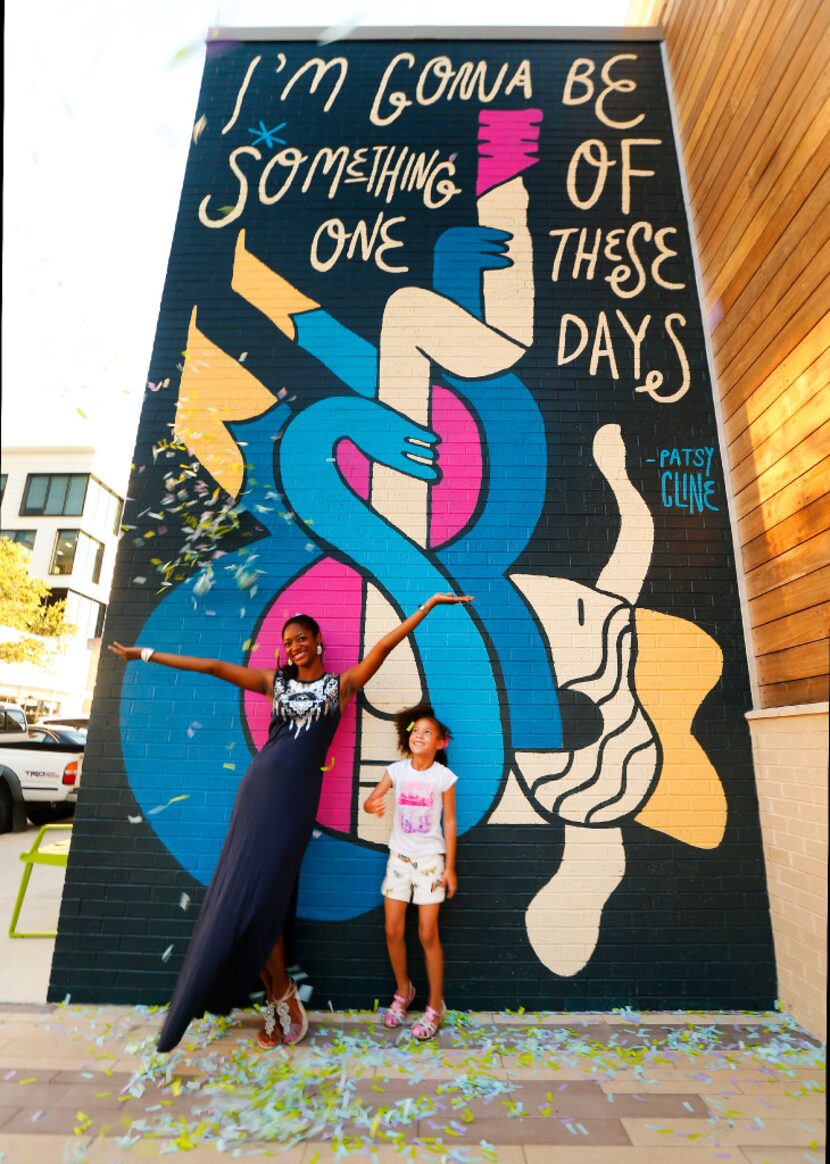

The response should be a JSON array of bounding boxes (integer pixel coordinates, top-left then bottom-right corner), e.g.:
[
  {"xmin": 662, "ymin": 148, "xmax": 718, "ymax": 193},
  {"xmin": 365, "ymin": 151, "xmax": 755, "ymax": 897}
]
[{"xmin": 748, "ymin": 704, "xmax": 829, "ymax": 1041}]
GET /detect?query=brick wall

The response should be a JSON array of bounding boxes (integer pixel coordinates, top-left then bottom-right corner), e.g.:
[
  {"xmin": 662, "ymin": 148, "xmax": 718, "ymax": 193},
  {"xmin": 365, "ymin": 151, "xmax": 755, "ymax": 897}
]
[
  {"xmin": 748, "ymin": 705, "xmax": 828, "ymax": 1040},
  {"xmin": 50, "ymin": 34, "xmax": 776, "ymax": 1015}
]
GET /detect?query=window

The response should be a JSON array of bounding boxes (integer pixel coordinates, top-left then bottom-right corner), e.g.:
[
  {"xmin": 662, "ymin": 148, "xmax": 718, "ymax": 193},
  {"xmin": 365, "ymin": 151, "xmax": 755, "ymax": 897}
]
[
  {"xmin": 48, "ymin": 588, "xmax": 106, "ymax": 640},
  {"xmin": 0, "ymin": 529, "xmax": 36, "ymax": 550},
  {"xmin": 0, "ymin": 708, "xmax": 28, "ymax": 734},
  {"xmin": 50, "ymin": 530, "xmax": 104, "ymax": 581},
  {"xmin": 21, "ymin": 474, "xmax": 89, "ymax": 516},
  {"xmin": 86, "ymin": 477, "xmax": 124, "ymax": 535}
]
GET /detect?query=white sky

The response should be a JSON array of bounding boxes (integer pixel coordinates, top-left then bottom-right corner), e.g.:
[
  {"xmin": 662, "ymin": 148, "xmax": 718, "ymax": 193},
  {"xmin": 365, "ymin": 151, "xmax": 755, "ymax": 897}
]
[{"xmin": 2, "ymin": 0, "xmax": 630, "ymax": 482}]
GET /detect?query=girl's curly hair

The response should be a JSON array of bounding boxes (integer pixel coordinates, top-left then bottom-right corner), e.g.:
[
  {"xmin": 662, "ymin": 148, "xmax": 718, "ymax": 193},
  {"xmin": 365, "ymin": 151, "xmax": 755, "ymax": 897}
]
[{"xmin": 393, "ymin": 703, "xmax": 451, "ymax": 764}]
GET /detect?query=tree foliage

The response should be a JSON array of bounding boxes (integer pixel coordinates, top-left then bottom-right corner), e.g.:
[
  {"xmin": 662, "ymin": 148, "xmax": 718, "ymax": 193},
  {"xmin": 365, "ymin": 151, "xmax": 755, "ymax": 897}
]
[{"xmin": 0, "ymin": 537, "xmax": 76, "ymax": 664}]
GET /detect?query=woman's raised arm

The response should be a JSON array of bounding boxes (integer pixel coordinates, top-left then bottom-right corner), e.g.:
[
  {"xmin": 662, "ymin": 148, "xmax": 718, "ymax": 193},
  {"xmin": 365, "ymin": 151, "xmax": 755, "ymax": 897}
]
[
  {"xmin": 108, "ymin": 642, "xmax": 274, "ymax": 696},
  {"xmin": 338, "ymin": 593, "xmax": 472, "ymax": 712}
]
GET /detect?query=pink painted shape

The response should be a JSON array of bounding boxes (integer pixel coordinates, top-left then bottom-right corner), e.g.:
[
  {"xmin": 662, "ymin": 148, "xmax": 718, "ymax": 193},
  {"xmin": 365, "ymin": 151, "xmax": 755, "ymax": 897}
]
[
  {"xmin": 335, "ymin": 438, "xmax": 370, "ymax": 500},
  {"xmin": 429, "ymin": 385, "xmax": 483, "ymax": 547},
  {"xmin": 243, "ymin": 557, "xmax": 363, "ymax": 833},
  {"xmin": 477, "ymin": 108, "xmax": 544, "ymax": 197}
]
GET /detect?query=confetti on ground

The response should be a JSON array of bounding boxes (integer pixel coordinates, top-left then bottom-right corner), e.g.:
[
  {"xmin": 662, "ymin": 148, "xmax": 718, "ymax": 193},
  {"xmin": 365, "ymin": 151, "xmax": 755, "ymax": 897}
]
[{"xmin": 13, "ymin": 1006, "xmax": 823, "ymax": 1161}]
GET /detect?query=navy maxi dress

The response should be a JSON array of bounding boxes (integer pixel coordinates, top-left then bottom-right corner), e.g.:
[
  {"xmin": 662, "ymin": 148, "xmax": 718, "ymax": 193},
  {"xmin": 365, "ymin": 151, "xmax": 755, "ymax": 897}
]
[{"xmin": 157, "ymin": 670, "xmax": 340, "ymax": 1052}]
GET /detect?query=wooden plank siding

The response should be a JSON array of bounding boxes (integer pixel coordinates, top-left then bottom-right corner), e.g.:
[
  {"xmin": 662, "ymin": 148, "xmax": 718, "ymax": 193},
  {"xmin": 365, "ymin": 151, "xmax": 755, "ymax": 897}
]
[{"xmin": 628, "ymin": 0, "xmax": 830, "ymax": 707}]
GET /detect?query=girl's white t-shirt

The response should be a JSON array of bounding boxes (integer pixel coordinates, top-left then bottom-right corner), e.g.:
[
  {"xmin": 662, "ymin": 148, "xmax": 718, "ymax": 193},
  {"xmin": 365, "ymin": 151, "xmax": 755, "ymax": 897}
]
[{"xmin": 386, "ymin": 759, "xmax": 457, "ymax": 859}]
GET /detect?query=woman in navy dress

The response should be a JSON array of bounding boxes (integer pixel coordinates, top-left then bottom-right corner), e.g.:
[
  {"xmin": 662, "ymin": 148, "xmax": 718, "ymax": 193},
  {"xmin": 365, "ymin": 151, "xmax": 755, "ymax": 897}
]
[{"xmin": 109, "ymin": 591, "xmax": 470, "ymax": 1052}]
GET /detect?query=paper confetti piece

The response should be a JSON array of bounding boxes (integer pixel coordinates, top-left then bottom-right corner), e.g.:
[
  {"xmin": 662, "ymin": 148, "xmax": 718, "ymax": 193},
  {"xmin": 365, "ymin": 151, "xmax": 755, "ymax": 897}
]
[
  {"xmin": 321, "ymin": 757, "xmax": 336, "ymax": 772},
  {"xmin": 223, "ymin": 762, "xmax": 236, "ymax": 770},
  {"xmin": 407, "ymin": 722, "xmax": 415, "ymax": 731},
  {"xmin": 127, "ymin": 815, "xmax": 143, "ymax": 825},
  {"xmin": 179, "ymin": 893, "xmax": 191, "ymax": 911},
  {"xmin": 161, "ymin": 945, "xmax": 174, "ymax": 963},
  {"xmin": 147, "ymin": 794, "xmax": 190, "ymax": 816}
]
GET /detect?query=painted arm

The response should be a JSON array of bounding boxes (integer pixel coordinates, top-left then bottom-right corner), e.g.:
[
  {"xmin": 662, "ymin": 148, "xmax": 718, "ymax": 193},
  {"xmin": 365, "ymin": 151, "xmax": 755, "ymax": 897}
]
[
  {"xmin": 108, "ymin": 641, "xmax": 274, "ymax": 696},
  {"xmin": 363, "ymin": 771, "xmax": 393, "ymax": 817},
  {"xmin": 442, "ymin": 784, "xmax": 458, "ymax": 898},
  {"xmin": 338, "ymin": 592, "xmax": 473, "ymax": 713}
]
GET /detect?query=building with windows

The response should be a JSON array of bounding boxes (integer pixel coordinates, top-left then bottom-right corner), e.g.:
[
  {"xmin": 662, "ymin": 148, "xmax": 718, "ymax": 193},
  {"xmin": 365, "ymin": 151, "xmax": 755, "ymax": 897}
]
[{"xmin": 0, "ymin": 446, "xmax": 126, "ymax": 718}]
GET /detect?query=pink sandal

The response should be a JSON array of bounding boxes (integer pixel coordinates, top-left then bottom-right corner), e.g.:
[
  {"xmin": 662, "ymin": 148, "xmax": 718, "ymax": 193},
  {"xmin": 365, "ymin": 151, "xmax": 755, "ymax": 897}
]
[
  {"xmin": 383, "ymin": 982, "xmax": 416, "ymax": 1029},
  {"xmin": 412, "ymin": 1004, "xmax": 443, "ymax": 1041}
]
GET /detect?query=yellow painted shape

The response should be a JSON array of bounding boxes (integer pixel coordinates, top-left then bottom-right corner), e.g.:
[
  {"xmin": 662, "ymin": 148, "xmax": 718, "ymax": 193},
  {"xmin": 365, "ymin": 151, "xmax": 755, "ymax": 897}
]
[
  {"xmin": 174, "ymin": 306, "xmax": 278, "ymax": 498},
  {"xmin": 634, "ymin": 608, "xmax": 727, "ymax": 849},
  {"xmin": 231, "ymin": 229, "xmax": 319, "ymax": 339}
]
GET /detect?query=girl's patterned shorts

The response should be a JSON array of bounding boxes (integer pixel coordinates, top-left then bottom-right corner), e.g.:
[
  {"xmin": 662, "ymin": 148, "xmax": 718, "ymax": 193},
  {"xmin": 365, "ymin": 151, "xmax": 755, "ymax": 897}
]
[{"xmin": 381, "ymin": 851, "xmax": 446, "ymax": 904}]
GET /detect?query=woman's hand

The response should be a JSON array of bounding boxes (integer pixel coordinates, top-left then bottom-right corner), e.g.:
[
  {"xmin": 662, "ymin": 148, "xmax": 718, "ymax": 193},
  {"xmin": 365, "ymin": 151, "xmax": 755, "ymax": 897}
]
[
  {"xmin": 425, "ymin": 593, "xmax": 474, "ymax": 609},
  {"xmin": 108, "ymin": 641, "xmax": 141, "ymax": 662}
]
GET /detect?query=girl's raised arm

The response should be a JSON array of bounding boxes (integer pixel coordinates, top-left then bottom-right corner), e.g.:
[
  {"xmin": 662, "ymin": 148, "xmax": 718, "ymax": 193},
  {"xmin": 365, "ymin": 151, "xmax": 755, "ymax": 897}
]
[
  {"xmin": 108, "ymin": 642, "xmax": 274, "ymax": 696},
  {"xmin": 338, "ymin": 593, "xmax": 473, "ymax": 712}
]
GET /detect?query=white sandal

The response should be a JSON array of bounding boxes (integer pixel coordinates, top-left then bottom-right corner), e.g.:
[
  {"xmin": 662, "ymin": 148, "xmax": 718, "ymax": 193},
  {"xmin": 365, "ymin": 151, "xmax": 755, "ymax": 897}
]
[{"xmin": 257, "ymin": 980, "xmax": 308, "ymax": 1048}]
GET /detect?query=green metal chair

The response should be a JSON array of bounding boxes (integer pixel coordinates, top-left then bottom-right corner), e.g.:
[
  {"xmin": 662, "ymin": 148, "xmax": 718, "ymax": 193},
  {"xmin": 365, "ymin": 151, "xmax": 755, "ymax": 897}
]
[{"xmin": 9, "ymin": 823, "xmax": 72, "ymax": 938}]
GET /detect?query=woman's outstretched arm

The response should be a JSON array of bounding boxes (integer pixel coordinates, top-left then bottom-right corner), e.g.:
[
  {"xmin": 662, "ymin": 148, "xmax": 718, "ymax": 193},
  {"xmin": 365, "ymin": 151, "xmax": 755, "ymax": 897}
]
[
  {"xmin": 338, "ymin": 592, "xmax": 472, "ymax": 711},
  {"xmin": 108, "ymin": 642, "xmax": 274, "ymax": 696}
]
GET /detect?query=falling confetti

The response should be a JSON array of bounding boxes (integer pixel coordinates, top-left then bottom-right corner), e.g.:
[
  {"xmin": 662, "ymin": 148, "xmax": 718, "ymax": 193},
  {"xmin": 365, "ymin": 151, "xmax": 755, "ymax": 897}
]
[
  {"xmin": 321, "ymin": 757, "xmax": 336, "ymax": 772},
  {"xmin": 179, "ymin": 893, "xmax": 191, "ymax": 911},
  {"xmin": 161, "ymin": 945, "xmax": 174, "ymax": 963},
  {"xmin": 147, "ymin": 794, "xmax": 190, "ymax": 816}
]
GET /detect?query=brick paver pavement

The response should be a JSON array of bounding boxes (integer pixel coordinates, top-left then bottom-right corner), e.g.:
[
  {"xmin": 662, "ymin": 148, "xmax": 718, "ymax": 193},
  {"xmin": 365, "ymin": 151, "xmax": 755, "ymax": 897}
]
[{"xmin": 0, "ymin": 1004, "xmax": 824, "ymax": 1163}]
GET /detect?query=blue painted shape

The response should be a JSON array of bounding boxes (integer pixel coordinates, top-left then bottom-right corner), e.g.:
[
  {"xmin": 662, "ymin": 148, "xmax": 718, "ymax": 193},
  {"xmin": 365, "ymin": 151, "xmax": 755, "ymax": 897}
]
[
  {"xmin": 438, "ymin": 372, "xmax": 562, "ymax": 749},
  {"xmin": 295, "ymin": 310, "xmax": 378, "ymax": 398},
  {"xmin": 279, "ymin": 394, "xmax": 506, "ymax": 837}
]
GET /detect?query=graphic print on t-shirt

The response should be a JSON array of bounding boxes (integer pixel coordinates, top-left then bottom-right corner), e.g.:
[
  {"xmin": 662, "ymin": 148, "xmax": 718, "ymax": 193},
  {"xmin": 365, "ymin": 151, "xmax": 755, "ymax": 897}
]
[{"xmin": 398, "ymin": 782, "xmax": 434, "ymax": 835}]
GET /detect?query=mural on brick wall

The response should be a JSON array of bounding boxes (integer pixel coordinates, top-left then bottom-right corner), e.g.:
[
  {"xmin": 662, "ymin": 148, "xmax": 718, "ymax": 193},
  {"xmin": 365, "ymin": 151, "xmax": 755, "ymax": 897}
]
[{"xmin": 52, "ymin": 38, "xmax": 775, "ymax": 1009}]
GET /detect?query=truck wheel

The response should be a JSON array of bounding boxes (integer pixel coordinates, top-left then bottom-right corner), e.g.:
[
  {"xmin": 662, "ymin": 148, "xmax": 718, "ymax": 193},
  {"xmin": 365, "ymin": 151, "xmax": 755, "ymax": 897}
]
[
  {"xmin": 0, "ymin": 784, "xmax": 12, "ymax": 833},
  {"xmin": 26, "ymin": 804, "xmax": 75, "ymax": 827}
]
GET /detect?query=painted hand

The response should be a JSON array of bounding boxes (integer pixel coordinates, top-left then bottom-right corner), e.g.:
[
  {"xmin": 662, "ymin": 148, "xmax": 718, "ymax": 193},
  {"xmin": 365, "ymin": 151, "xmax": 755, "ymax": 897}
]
[{"xmin": 433, "ymin": 226, "xmax": 512, "ymax": 319}]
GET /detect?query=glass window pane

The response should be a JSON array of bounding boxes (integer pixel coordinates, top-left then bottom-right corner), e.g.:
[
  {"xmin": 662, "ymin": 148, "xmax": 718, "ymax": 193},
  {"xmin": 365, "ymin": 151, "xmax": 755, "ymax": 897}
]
[
  {"xmin": 92, "ymin": 539, "xmax": 103, "ymax": 583},
  {"xmin": 51, "ymin": 530, "xmax": 78, "ymax": 574},
  {"xmin": 65, "ymin": 475, "xmax": 88, "ymax": 515},
  {"xmin": 1, "ymin": 530, "xmax": 36, "ymax": 550},
  {"xmin": 45, "ymin": 475, "xmax": 69, "ymax": 515},
  {"xmin": 23, "ymin": 475, "xmax": 48, "ymax": 513}
]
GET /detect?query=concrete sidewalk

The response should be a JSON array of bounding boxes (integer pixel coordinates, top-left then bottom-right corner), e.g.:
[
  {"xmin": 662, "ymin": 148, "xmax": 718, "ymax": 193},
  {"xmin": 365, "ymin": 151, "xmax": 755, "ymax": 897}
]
[{"xmin": 0, "ymin": 1002, "xmax": 824, "ymax": 1163}]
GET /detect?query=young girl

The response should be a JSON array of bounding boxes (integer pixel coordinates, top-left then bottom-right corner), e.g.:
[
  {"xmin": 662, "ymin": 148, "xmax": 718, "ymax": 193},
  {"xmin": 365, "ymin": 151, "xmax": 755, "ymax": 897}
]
[{"xmin": 363, "ymin": 704, "xmax": 457, "ymax": 1040}]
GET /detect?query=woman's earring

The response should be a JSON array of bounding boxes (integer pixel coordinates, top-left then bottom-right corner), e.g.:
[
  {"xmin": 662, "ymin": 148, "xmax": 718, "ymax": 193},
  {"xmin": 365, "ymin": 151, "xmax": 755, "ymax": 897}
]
[{"xmin": 317, "ymin": 644, "xmax": 323, "ymax": 655}]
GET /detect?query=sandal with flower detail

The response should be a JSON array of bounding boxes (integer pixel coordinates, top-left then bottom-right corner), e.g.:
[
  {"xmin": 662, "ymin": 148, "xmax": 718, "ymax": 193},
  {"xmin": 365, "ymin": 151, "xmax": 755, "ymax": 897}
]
[
  {"xmin": 256, "ymin": 979, "xmax": 308, "ymax": 1048},
  {"xmin": 383, "ymin": 981, "xmax": 416, "ymax": 1029},
  {"xmin": 412, "ymin": 1004, "xmax": 443, "ymax": 1041}
]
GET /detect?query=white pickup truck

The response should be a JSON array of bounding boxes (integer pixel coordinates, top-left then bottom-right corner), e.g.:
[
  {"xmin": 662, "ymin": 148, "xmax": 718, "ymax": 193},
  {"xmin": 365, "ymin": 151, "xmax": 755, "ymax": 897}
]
[{"xmin": 0, "ymin": 706, "xmax": 83, "ymax": 832}]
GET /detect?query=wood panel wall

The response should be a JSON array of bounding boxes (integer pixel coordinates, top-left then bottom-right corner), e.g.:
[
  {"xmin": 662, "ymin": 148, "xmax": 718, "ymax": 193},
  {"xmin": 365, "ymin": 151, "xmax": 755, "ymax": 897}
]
[{"xmin": 628, "ymin": 0, "xmax": 830, "ymax": 707}]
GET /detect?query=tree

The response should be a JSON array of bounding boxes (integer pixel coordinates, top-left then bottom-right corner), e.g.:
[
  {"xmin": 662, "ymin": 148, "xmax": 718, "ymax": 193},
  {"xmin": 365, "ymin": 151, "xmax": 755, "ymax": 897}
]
[{"xmin": 0, "ymin": 537, "xmax": 76, "ymax": 664}]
